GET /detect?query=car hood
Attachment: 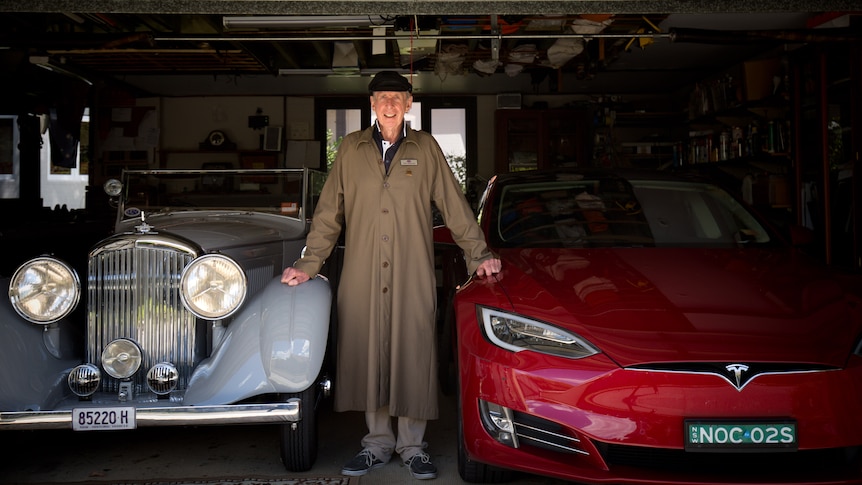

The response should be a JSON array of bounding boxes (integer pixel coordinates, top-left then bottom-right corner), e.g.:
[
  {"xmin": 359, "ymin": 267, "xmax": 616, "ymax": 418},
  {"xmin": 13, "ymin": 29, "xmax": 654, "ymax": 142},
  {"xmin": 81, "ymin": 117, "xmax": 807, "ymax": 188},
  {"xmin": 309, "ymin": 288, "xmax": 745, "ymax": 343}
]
[
  {"xmin": 495, "ymin": 247, "xmax": 862, "ymax": 368},
  {"xmin": 115, "ymin": 211, "xmax": 307, "ymax": 252}
]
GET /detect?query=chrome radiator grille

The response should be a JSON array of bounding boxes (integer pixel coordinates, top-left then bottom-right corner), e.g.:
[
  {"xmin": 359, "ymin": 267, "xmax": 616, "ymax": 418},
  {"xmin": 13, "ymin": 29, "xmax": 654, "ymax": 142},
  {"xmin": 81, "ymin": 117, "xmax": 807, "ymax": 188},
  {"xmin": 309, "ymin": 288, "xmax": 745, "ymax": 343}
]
[{"xmin": 87, "ymin": 234, "xmax": 201, "ymax": 394}]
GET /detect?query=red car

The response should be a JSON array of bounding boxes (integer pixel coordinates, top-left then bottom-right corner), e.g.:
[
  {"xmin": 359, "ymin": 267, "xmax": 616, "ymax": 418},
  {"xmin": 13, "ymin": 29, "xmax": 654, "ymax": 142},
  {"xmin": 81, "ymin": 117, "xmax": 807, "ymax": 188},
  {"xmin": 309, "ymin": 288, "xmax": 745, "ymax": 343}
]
[{"xmin": 437, "ymin": 168, "xmax": 862, "ymax": 484}]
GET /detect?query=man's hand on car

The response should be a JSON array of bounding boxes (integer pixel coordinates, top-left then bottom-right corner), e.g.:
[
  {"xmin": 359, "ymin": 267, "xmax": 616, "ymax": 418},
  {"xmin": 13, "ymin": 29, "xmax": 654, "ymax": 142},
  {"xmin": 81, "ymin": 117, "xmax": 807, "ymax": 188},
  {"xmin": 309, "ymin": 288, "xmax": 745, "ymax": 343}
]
[
  {"xmin": 476, "ymin": 257, "xmax": 502, "ymax": 277},
  {"xmin": 281, "ymin": 267, "xmax": 311, "ymax": 286}
]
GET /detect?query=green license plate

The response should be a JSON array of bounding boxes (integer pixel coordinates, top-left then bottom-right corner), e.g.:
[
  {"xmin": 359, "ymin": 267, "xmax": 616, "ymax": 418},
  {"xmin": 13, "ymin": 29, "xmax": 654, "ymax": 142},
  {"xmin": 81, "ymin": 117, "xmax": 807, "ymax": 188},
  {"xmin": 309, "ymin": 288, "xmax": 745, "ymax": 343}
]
[{"xmin": 685, "ymin": 420, "xmax": 797, "ymax": 452}]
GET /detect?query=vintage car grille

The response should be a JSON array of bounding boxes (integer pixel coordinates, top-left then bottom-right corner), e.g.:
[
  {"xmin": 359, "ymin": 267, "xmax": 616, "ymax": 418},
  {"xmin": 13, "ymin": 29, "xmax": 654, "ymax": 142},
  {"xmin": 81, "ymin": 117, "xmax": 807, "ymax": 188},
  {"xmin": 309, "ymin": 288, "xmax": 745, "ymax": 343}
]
[{"xmin": 87, "ymin": 234, "xmax": 202, "ymax": 395}]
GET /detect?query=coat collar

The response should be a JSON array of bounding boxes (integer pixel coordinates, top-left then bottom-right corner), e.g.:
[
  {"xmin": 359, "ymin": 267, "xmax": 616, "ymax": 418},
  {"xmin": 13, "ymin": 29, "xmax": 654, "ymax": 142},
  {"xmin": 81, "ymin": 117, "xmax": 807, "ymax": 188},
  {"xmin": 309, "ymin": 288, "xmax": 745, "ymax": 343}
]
[
  {"xmin": 357, "ymin": 124, "xmax": 418, "ymax": 148},
  {"xmin": 373, "ymin": 119, "xmax": 407, "ymax": 142}
]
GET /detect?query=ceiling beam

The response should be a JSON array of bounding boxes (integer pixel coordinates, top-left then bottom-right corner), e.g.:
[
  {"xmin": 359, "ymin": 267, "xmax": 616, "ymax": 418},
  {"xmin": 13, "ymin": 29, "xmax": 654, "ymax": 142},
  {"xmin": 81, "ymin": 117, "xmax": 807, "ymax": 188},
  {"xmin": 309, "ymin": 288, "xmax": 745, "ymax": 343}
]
[{"xmin": 0, "ymin": 0, "xmax": 857, "ymax": 15}]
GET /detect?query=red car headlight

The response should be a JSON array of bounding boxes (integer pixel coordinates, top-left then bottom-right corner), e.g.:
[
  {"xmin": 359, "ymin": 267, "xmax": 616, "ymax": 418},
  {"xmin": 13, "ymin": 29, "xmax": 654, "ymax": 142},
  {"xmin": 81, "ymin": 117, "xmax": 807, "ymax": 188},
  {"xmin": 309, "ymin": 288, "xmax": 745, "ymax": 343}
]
[{"xmin": 479, "ymin": 306, "xmax": 600, "ymax": 359}]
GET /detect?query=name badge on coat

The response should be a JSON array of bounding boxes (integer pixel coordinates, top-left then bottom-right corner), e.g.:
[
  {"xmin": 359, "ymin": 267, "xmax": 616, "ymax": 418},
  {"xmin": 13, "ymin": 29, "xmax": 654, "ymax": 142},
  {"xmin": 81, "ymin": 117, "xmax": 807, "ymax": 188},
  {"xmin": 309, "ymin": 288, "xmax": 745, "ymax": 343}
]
[{"xmin": 400, "ymin": 159, "xmax": 418, "ymax": 166}]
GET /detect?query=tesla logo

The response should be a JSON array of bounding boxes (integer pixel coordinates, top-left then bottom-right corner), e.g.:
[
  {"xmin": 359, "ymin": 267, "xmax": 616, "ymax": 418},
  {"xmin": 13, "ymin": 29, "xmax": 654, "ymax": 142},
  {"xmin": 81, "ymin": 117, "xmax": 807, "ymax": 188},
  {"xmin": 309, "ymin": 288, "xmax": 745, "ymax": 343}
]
[
  {"xmin": 630, "ymin": 362, "xmax": 826, "ymax": 392},
  {"xmin": 725, "ymin": 364, "xmax": 750, "ymax": 390}
]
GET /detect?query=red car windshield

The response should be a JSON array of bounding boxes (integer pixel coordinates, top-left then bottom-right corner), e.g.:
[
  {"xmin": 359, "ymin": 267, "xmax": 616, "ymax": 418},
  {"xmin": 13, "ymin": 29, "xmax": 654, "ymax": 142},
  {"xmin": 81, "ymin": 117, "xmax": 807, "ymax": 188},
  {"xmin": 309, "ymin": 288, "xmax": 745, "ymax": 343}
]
[{"xmin": 492, "ymin": 177, "xmax": 773, "ymax": 249}]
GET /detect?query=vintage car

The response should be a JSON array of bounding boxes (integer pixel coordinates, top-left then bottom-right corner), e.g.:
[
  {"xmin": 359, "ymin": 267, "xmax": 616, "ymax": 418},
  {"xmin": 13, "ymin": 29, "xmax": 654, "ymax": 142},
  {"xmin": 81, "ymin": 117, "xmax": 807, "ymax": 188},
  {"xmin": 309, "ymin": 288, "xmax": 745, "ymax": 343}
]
[
  {"xmin": 437, "ymin": 168, "xmax": 862, "ymax": 484},
  {"xmin": 0, "ymin": 168, "xmax": 337, "ymax": 472}
]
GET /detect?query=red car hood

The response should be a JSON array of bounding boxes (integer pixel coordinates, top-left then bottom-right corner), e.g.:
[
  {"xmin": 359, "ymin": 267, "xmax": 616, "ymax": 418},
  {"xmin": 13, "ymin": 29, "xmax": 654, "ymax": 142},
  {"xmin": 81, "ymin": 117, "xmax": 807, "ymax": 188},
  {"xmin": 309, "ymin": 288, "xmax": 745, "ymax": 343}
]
[{"xmin": 494, "ymin": 247, "xmax": 862, "ymax": 368}]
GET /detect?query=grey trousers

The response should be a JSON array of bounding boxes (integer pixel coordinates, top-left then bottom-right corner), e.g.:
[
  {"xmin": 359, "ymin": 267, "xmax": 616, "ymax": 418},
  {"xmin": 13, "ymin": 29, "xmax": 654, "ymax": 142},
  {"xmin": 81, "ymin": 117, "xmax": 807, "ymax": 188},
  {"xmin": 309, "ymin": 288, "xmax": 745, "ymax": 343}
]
[{"xmin": 361, "ymin": 405, "xmax": 427, "ymax": 462}]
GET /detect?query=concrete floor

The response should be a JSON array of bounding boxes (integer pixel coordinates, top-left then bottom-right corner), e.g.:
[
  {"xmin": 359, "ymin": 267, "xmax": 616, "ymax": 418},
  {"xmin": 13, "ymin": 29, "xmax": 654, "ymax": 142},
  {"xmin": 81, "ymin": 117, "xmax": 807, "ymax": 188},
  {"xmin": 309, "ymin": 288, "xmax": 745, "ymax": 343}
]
[{"xmin": 0, "ymin": 391, "xmax": 571, "ymax": 485}]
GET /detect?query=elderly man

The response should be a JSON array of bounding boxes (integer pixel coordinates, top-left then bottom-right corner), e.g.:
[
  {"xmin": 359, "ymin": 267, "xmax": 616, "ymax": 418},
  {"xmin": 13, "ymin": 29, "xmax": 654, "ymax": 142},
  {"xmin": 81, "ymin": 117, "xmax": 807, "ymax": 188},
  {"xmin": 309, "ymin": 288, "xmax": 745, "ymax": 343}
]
[{"xmin": 282, "ymin": 70, "xmax": 500, "ymax": 480}]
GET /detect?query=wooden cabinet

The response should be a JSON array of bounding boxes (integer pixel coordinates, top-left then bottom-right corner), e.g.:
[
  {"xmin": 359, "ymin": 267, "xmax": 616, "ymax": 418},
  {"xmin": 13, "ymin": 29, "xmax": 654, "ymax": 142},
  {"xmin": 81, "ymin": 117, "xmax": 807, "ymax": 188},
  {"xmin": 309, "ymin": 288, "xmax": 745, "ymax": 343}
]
[
  {"xmin": 494, "ymin": 109, "xmax": 590, "ymax": 173},
  {"xmin": 791, "ymin": 41, "xmax": 862, "ymax": 270}
]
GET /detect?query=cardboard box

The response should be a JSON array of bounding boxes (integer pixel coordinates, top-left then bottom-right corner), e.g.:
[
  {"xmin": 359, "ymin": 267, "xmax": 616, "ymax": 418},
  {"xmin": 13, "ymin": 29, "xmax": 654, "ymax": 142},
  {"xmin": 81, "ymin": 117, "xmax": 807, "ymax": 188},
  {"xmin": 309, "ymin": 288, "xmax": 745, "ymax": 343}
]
[{"xmin": 743, "ymin": 59, "xmax": 782, "ymax": 101}]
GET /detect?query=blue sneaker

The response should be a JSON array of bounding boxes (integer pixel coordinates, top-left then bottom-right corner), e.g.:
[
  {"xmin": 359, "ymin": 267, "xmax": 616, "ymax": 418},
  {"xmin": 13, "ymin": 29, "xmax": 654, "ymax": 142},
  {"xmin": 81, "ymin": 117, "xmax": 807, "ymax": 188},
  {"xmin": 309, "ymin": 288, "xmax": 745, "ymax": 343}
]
[
  {"xmin": 341, "ymin": 449, "xmax": 386, "ymax": 476},
  {"xmin": 404, "ymin": 452, "xmax": 437, "ymax": 480}
]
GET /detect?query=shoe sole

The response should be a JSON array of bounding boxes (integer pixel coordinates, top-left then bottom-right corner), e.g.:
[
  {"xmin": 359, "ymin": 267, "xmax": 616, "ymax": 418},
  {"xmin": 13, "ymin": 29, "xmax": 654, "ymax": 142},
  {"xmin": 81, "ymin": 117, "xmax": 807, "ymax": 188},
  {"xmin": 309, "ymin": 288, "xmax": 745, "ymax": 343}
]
[
  {"xmin": 410, "ymin": 471, "xmax": 438, "ymax": 480},
  {"xmin": 341, "ymin": 462, "xmax": 385, "ymax": 477}
]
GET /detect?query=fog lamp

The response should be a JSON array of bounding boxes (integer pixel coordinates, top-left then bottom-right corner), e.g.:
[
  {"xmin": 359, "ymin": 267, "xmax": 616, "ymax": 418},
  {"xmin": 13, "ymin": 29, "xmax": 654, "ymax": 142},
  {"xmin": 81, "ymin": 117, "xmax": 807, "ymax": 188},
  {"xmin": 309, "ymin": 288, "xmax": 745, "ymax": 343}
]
[
  {"xmin": 147, "ymin": 362, "xmax": 179, "ymax": 395},
  {"xmin": 101, "ymin": 338, "xmax": 142, "ymax": 379},
  {"xmin": 68, "ymin": 363, "xmax": 101, "ymax": 397},
  {"xmin": 479, "ymin": 399, "xmax": 520, "ymax": 448}
]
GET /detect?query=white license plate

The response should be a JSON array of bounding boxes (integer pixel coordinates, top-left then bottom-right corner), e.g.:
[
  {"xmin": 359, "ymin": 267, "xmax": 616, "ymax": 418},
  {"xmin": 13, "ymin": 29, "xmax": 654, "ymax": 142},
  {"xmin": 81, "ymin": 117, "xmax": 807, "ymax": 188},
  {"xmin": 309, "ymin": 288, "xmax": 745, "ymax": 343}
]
[
  {"xmin": 685, "ymin": 420, "xmax": 796, "ymax": 452},
  {"xmin": 72, "ymin": 407, "xmax": 137, "ymax": 431}
]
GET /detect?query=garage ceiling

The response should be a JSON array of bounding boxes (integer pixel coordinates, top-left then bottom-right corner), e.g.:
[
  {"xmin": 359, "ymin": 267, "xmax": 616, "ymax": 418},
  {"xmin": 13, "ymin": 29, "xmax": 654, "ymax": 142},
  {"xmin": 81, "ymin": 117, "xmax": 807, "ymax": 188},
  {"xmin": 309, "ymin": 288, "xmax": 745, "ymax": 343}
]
[{"xmin": 0, "ymin": 1, "xmax": 858, "ymax": 104}]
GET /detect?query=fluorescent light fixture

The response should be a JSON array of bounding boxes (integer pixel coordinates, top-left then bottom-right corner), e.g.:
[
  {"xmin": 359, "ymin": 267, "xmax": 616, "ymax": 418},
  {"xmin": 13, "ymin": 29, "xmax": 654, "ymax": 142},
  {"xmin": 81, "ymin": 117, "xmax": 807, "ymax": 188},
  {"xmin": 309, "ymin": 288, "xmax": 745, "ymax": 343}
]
[
  {"xmin": 278, "ymin": 68, "xmax": 410, "ymax": 76},
  {"xmin": 278, "ymin": 68, "xmax": 335, "ymax": 76},
  {"xmin": 223, "ymin": 15, "xmax": 393, "ymax": 30}
]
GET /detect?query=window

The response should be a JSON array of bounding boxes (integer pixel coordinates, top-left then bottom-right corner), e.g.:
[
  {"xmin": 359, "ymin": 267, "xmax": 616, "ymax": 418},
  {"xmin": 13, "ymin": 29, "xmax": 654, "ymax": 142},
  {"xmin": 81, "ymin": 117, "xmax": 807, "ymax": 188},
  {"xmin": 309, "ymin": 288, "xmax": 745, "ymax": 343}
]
[
  {"xmin": 0, "ymin": 116, "xmax": 19, "ymax": 199},
  {"xmin": 316, "ymin": 96, "xmax": 477, "ymax": 195},
  {"xmin": 316, "ymin": 98, "xmax": 370, "ymax": 172},
  {"xmin": 41, "ymin": 109, "xmax": 89, "ymax": 209}
]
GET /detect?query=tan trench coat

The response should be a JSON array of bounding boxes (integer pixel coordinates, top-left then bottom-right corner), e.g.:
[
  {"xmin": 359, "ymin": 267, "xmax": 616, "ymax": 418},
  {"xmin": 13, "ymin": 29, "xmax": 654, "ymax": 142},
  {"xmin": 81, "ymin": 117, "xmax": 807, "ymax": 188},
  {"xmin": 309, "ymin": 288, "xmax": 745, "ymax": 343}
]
[{"xmin": 294, "ymin": 125, "xmax": 492, "ymax": 420}]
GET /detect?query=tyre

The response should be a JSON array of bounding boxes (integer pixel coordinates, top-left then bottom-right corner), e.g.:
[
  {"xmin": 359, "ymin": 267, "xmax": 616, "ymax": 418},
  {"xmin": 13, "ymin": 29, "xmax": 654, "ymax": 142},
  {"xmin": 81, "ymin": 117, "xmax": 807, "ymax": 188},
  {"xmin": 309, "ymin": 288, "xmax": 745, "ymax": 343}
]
[{"xmin": 279, "ymin": 383, "xmax": 318, "ymax": 472}]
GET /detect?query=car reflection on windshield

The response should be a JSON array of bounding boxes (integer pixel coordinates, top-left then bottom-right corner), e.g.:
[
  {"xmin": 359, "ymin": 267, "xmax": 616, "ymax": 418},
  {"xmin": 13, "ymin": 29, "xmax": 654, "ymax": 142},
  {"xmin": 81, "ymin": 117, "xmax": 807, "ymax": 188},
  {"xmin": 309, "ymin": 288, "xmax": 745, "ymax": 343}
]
[{"xmin": 494, "ymin": 178, "xmax": 772, "ymax": 249}]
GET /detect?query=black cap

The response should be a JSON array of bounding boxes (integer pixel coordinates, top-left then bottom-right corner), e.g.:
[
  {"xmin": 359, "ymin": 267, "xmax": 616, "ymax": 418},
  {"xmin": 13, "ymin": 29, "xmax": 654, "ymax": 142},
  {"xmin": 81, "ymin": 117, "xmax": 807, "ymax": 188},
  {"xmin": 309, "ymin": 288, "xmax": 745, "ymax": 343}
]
[{"xmin": 368, "ymin": 71, "xmax": 412, "ymax": 93}]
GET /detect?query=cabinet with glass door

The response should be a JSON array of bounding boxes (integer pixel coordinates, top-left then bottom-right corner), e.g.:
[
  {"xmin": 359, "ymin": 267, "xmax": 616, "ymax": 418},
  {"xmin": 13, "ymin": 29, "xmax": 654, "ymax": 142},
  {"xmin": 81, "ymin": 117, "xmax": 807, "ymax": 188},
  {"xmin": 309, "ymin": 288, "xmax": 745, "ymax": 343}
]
[{"xmin": 495, "ymin": 109, "xmax": 590, "ymax": 173}]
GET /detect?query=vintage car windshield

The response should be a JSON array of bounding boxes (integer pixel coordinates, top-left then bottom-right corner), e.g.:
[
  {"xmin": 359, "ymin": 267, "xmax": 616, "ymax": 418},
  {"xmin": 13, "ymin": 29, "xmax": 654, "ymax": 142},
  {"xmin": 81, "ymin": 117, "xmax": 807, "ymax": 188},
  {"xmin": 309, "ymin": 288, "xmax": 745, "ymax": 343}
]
[
  {"xmin": 493, "ymin": 177, "xmax": 774, "ymax": 248},
  {"xmin": 117, "ymin": 169, "xmax": 326, "ymax": 222}
]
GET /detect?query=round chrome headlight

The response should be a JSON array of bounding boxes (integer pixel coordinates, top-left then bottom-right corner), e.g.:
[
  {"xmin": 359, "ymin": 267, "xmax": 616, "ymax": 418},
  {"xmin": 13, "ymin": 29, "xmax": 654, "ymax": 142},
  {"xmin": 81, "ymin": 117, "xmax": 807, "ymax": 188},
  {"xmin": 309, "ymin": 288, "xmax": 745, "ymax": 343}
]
[
  {"xmin": 9, "ymin": 257, "xmax": 80, "ymax": 324},
  {"xmin": 102, "ymin": 338, "xmax": 143, "ymax": 379},
  {"xmin": 147, "ymin": 362, "xmax": 179, "ymax": 395},
  {"xmin": 180, "ymin": 253, "xmax": 247, "ymax": 320},
  {"xmin": 103, "ymin": 178, "xmax": 123, "ymax": 197}
]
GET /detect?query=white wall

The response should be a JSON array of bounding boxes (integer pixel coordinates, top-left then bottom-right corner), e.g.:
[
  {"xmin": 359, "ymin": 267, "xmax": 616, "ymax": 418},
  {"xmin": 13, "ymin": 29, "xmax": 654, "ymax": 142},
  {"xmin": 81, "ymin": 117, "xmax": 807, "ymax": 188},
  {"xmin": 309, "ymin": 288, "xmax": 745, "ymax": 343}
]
[
  {"xmin": 155, "ymin": 93, "xmax": 596, "ymax": 178},
  {"xmin": 159, "ymin": 96, "xmax": 287, "ymax": 169}
]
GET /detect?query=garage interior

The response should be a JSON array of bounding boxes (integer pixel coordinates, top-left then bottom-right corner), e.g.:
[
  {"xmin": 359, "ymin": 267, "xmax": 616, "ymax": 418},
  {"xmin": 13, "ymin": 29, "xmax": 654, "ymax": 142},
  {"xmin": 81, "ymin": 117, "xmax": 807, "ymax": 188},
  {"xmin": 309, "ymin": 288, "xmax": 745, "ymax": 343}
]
[{"xmin": 0, "ymin": 1, "xmax": 859, "ymax": 274}]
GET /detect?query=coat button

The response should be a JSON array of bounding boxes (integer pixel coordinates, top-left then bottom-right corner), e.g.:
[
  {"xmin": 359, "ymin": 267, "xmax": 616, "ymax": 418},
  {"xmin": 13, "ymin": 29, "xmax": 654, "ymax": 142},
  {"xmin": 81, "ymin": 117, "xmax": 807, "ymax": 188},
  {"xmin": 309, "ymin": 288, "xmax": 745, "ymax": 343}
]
[
  {"xmin": 382, "ymin": 235, "xmax": 389, "ymax": 242},
  {"xmin": 382, "ymin": 287, "xmax": 389, "ymax": 294},
  {"xmin": 383, "ymin": 182, "xmax": 390, "ymax": 188},
  {"xmin": 382, "ymin": 208, "xmax": 389, "ymax": 214},
  {"xmin": 382, "ymin": 261, "xmax": 389, "ymax": 268}
]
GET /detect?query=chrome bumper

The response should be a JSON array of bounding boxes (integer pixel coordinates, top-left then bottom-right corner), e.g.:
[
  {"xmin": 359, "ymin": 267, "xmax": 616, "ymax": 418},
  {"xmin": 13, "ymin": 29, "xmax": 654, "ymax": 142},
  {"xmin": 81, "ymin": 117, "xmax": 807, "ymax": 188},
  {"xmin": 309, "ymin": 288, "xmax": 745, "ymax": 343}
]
[{"xmin": 0, "ymin": 400, "xmax": 300, "ymax": 430}]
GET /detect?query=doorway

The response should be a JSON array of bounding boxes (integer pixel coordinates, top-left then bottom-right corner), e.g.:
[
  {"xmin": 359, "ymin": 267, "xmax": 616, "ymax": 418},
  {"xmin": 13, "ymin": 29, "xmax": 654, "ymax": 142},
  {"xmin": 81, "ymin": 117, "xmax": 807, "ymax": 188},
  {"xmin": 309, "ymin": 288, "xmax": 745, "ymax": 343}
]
[{"xmin": 315, "ymin": 95, "xmax": 477, "ymax": 194}]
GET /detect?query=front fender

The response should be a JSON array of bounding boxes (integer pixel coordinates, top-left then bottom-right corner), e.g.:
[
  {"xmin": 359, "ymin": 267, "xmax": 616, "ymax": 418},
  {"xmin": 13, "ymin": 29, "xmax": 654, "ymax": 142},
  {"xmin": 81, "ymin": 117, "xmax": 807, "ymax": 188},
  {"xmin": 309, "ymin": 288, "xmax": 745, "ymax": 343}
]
[
  {"xmin": 0, "ymin": 277, "xmax": 82, "ymax": 411},
  {"xmin": 184, "ymin": 276, "xmax": 331, "ymax": 405}
]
